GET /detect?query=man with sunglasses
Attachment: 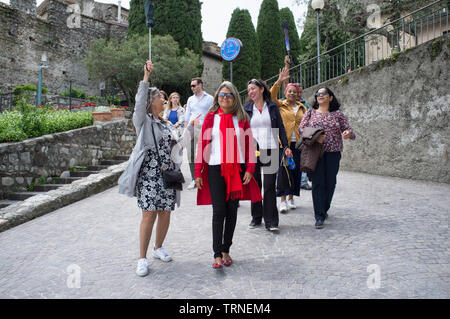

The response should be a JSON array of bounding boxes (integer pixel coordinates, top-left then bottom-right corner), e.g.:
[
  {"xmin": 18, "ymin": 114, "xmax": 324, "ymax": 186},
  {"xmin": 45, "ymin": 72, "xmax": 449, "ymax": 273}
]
[{"xmin": 184, "ymin": 77, "xmax": 214, "ymax": 189}]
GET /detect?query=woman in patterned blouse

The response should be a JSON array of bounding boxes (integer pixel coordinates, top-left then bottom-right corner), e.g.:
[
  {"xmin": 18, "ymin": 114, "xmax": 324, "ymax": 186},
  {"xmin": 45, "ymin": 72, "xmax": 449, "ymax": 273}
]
[{"xmin": 299, "ymin": 87, "xmax": 355, "ymax": 229}]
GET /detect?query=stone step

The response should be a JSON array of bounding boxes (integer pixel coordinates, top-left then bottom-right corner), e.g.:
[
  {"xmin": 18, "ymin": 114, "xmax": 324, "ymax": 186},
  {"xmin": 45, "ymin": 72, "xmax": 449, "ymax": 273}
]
[
  {"xmin": 0, "ymin": 200, "xmax": 20, "ymax": 209},
  {"xmin": 52, "ymin": 177, "xmax": 81, "ymax": 184},
  {"xmin": 7, "ymin": 192, "xmax": 43, "ymax": 201},
  {"xmin": 99, "ymin": 160, "xmax": 124, "ymax": 166},
  {"xmin": 87, "ymin": 165, "xmax": 109, "ymax": 171},
  {"xmin": 114, "ymin": 155, "xmax": 130, "ymax": 161},
  {"xmin": 70, "ymin": 171, "xmax": 98, "ymax": 178},
  {"xmin": 33, "ymin": 184, "xmax": 67, "ymax": 192}
]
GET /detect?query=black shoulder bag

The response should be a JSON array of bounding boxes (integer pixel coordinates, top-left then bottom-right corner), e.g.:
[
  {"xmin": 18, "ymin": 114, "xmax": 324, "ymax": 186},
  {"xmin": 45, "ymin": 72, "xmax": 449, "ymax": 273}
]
[{"xmin": 150, "ymin": 121, "xmax": 185, "ymax": 191}]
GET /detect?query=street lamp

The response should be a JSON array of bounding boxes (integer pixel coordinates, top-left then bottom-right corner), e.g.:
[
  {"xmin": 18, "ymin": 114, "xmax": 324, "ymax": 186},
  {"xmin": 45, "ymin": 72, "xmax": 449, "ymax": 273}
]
[
  {"xmin": 311, "ymin": 0, "xmax": 324, "ymax": 84},
  {"xmin": 37, "ymin": 53, "xmax": 48, "ymax": 106}
]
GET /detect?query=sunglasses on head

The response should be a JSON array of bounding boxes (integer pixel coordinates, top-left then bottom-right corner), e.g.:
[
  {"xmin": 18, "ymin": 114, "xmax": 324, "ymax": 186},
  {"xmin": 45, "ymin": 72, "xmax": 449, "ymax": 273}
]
[
  {"xmin": 315, "ymin": 91, "xmax": 328, "ymax": 97},
  {"xmin": 218, "ymin": 92, "xmax": 234, "ymax": 99},
  {"xmin": 248, "ymin": 79, "xmax": 261, "ymax": 85}
]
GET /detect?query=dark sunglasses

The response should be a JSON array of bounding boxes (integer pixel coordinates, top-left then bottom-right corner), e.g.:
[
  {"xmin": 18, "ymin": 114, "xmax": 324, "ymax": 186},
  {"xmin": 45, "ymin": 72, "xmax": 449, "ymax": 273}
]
[
  {"xmin": 315, "ymin": 91, "xmax": 328, "ymax": 97},
  {"xmin": 190, "ymin": 84, "xmax": 197, "ymax": 88},
  {"xmin": 218, "ymin": 92, "xmax": 234, "ymax": 99}
]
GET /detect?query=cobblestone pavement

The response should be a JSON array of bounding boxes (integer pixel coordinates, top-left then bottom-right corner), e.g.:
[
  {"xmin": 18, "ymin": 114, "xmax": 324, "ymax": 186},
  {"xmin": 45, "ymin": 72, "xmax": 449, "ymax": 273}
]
[{"xmin": 0, "ymin": 164, "xmax": 449, "ymax": 299}]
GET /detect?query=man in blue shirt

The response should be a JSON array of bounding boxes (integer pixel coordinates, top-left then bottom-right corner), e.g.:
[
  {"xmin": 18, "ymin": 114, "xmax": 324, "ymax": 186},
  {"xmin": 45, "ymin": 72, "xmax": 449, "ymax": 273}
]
[{"xmin": 184, "ymin": 77, "xmax": 214, "ymax": 189}]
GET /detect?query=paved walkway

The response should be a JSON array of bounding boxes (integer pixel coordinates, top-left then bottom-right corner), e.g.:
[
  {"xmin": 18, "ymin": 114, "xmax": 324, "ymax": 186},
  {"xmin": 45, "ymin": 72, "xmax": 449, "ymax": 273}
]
[{"xmin": 0, "ymin": 164, "xmax": 449, "ymax": 299}]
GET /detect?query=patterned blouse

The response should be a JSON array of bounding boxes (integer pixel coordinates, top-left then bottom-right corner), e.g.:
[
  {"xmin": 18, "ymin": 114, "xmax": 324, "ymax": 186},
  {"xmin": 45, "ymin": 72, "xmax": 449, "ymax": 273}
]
[{"xmin": 299, "ymin": 109, "xmax": 355, "ymax": 152}]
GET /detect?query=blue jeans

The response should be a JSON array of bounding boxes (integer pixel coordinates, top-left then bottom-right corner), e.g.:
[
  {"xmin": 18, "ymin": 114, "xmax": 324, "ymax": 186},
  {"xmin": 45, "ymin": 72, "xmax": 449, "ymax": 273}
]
[{"xmin": 301, "ymin": 172, "xmax": 309, "ymax": 186}]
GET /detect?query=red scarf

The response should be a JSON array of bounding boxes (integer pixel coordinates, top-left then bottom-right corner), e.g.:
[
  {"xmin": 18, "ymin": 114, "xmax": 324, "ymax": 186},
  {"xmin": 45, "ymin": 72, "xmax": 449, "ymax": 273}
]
[{"xmin": 217, "ymin": 108, "xmax": 243, "ymax": 200}]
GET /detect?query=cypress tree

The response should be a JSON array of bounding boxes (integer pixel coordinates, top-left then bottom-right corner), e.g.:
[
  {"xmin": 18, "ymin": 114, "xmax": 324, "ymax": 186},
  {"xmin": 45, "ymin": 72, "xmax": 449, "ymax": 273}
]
[
  {"xmin": 256, "ymin": 0, "xmax": 285, "ymax": 80},
  {"xmin": 127, "ymin": 0, "xmax": 203, "ymax": 96},
  {"xmin": 222, "ymin": 9, "xmax": 261, "ymax": 93},
  {"xmin": 127, "ymin": 0, "xmax": 147, "ymax": 37},
  {"xmin": 129, "ymin": 0, "xmax": 203, "ymax": 56},
  {"xmin": 279, "ymin": 7, "xmax": 302, "ymax": 65}
]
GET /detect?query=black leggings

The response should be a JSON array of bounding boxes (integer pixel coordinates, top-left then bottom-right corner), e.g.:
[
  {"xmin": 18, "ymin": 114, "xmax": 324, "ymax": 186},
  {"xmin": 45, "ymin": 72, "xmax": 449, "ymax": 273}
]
[{"xmin": 208, "ymin": 165, "xmax": 245, "ymax": 259}]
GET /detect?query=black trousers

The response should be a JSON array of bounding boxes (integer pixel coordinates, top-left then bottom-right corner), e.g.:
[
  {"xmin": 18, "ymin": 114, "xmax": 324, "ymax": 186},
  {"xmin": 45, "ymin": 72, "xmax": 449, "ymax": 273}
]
[
  {"xmin": 250, "ymin": 149, "xmax": 279, "ymax": 228},
  {"xmin": 309, "ymin": 152, "xmax": 341, "ymax": 222},
  {"xmin": 208, "ymin": 165, "xmax": 244, "ymax": 259}
]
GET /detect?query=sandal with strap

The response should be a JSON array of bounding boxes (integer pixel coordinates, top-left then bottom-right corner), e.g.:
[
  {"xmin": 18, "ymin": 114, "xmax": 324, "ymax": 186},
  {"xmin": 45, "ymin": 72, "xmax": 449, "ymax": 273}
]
[
  {"xmin": 223, "ymin": 258, "xmax": 232, "ymax": 267},
  {"xmin": 212, "ymin": 260, "xmax": 223, "ymax": 269}
]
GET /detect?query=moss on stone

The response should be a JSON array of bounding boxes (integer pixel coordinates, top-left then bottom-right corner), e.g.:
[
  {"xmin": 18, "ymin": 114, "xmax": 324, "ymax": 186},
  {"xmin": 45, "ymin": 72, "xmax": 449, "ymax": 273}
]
[{"xmin": 429, "ymin": 39, "xmax": 443, "ymax": 59}]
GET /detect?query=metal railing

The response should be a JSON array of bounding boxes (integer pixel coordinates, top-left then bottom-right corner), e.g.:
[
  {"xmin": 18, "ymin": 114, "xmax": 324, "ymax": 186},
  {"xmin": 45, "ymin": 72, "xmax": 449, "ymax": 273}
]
[{"xmin": 240, "ymin": 0, "xmax": 448, "ymax": 102}]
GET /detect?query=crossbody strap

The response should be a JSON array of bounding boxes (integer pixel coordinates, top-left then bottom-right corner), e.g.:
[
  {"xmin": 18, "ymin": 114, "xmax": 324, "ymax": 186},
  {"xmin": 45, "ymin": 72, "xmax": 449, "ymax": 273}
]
[{"xmin": 150, "ymin": 118, "xmax": 164, "ymax": 172}]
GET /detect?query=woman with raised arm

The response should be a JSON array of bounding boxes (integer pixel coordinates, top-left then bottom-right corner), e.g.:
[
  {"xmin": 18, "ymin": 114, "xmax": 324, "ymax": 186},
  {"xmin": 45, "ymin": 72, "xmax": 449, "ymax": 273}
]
[
  {"xmin": 118, "ymin": 61, "xmax": 200, "ymax": 277},
  {"xmin": 270, "ymin": 59, "xmax": 307, "ymax": 213}
]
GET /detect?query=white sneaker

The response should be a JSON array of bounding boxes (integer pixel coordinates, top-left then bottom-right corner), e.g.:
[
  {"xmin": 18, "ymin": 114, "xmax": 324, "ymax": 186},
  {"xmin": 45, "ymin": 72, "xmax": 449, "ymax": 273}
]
[
  {"xmin": 152, "ymin": 247, "xmax": 172, "ymax": 262},
  {"xmin": 136, "ymin": 258, "xmax": 149, "ymax": 277},
  {"xmin": 187, "ymin": 181, "xmax": 196, "ymax": 190},
  {"xmin": 280, "ymin": 201, "xmax": 288, "ymax": 213},
  {"xmin": 287, "ymin": 199, "xmax": 296, "ymax": 210}
]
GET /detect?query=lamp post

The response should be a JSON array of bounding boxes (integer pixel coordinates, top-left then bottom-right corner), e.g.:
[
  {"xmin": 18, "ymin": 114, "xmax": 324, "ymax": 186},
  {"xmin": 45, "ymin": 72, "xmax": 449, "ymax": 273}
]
[
  {"xmin": 118, "ymin": 0, "xmax": 122, "ymax": 23},
  {"xmin": 37, "ymin": 54, "xmax": 48, "ymax": 106},
  {"xmin": 311, "ymin": 0, "xmax": 324, "ymax": 84}
]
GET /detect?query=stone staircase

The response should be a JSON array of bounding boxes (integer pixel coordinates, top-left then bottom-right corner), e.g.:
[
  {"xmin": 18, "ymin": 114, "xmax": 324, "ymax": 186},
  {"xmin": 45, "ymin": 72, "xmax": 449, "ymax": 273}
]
[{"xmin": 0, "ymin": 155, "xmax": 130, "ymax": 209}]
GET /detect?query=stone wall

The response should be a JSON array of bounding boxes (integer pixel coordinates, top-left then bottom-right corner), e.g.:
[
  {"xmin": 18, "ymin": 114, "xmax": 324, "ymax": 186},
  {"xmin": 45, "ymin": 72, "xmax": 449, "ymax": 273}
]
[
  {"xmin": 0, "ymin": 0, "xmax": 127, "ymax": 96},
  {"xmin": 202, "ymin": 41, "xmax": 223, "ymax": 95},
  {"xmin": 302, "ymin": 37, "xmax": 450, "ymax": 183},
  {"xmin": 0, "ymin": 119, "xmax": 135, "ymax": 197}
]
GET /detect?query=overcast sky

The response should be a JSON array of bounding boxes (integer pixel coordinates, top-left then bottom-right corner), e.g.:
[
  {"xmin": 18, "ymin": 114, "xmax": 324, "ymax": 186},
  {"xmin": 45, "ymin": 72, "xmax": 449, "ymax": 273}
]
[{"xmin": 13, "ymin": 0, "xmax": 308, "ymax": 45}]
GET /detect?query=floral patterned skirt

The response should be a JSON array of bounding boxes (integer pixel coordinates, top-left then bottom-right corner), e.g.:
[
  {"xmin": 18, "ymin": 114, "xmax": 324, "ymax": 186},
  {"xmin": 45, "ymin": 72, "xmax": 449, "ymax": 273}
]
[{"xmin": 136, "ymin": 148, "xmax": 176, "ymax": 211}]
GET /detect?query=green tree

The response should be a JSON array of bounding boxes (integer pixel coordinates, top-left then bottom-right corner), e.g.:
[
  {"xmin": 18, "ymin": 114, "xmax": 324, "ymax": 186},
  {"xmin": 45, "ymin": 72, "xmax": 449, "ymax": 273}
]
[
  {"xmin": 295, "ymin": 0, "xmax": 436, "ymax": 49},
  {"xmin": 256, "ymin": 0, "xmax": 286, "ymax": 80},
  {"xmin": 152, "ymin": 0, "xmax": 203, "ymax": 56},
  {"xmin": 279, "ymin": 7, "xmax": 302, "ymax": 65},
  {"xmin": 222, "ymin": 9, "xmax": 261, "ymax": 92},
  {"xmin": 127, "ymin": 0, "xmax": 147, "ymax": 37},
  {"xmin": 128, "ymin": 0, "xmax": 203, "ymax": 57},
  {"xmin": 83, "ymin": 34, "xmax": 201, "ymax": 107}
]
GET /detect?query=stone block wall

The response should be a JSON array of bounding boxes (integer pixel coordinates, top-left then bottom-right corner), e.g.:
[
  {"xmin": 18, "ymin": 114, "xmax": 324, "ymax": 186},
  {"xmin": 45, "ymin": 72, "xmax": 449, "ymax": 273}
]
[
  {"xmin": 302, "ymin": 37, "xmax": 450, "ymax": 183},
  {"xmin": 0, "ymin": 0, "xmax": 127, "ymax": 96},
  {"xmin": 202, "ymin": 42, "xmax": 223, "ymax": 95},
  {"xmin": 0, "ymin": 119, "xmax": 136, "ymax": 197}
]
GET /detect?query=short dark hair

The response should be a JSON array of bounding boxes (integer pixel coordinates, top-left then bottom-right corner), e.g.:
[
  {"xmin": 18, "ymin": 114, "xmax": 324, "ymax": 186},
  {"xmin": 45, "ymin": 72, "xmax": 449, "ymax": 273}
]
[
  {"xmin": 248, "ymin": 79, "xmax": 271, "ymax": 103},
  {"xmin": 312, "ymin": 86, "xmax": 341, "ymax": 112},
  {"xmin": 191, "ymin": 77, "xmax": 203, "ymax": 85}
]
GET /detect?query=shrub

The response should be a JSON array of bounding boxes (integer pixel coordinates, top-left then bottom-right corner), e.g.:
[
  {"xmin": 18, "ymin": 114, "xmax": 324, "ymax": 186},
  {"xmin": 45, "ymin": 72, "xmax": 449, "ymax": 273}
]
[
  {"xmin": 0, "ymin": 111, "xmax": 27, "ymax": 142},
  {"xmin": 60, "ymin": 88, "xmax": 87, "ymax": 99},
  {"xmin": 0, "ymin": 100, "xmax": 93, "ymax": 143},
  {"xmin": 13, "ymin": 84, "xmax": 48, "ymax": 94}
]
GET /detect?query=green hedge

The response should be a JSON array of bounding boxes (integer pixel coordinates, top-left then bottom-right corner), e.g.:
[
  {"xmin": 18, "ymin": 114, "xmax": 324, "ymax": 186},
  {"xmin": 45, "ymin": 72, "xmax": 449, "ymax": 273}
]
[{"xmin": 0, "ymin": 101, "xmax": 93, "ymax": 143}]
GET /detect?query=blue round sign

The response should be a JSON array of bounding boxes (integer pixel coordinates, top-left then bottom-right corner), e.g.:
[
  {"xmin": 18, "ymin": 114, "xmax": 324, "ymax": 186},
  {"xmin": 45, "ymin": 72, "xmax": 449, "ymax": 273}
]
[{"xmin": 221, "ymin": 38, "xmax": 242, "ymax": 62}]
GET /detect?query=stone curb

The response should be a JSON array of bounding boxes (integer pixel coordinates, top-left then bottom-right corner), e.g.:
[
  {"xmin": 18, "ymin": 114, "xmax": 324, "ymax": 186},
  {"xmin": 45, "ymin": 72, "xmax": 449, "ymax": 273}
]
[{"xmin": 0, "ymin": 162, "xmax": 128, "ymax": 233}]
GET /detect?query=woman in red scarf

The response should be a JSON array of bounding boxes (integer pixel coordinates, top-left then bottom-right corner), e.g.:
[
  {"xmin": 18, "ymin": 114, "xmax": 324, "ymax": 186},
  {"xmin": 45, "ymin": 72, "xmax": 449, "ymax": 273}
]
[{"xmin": 194, "ymin": 81, "xmax": 262, "ymax": 269}]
